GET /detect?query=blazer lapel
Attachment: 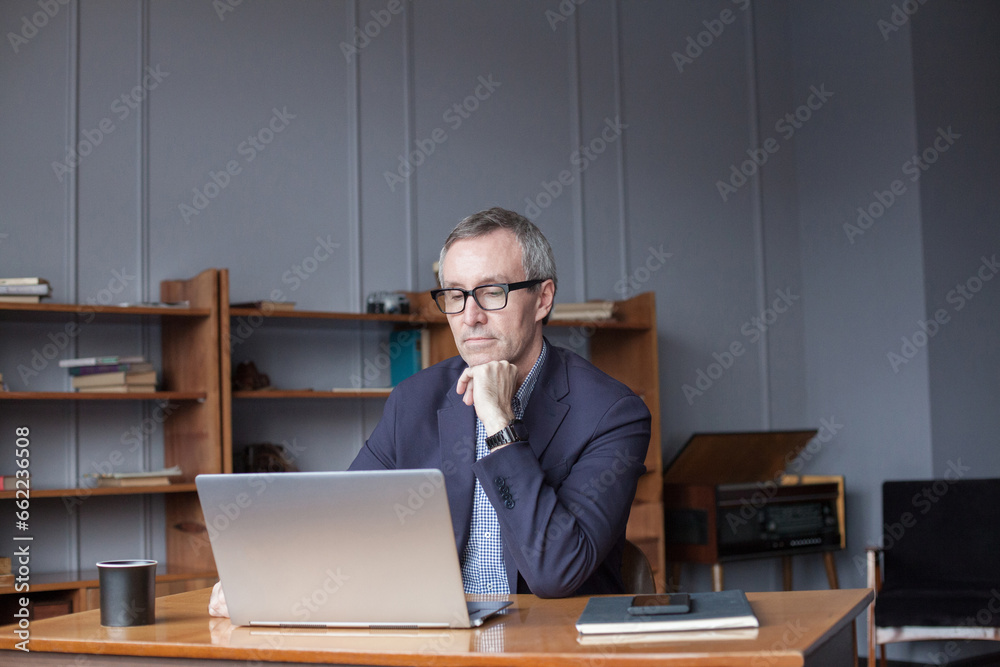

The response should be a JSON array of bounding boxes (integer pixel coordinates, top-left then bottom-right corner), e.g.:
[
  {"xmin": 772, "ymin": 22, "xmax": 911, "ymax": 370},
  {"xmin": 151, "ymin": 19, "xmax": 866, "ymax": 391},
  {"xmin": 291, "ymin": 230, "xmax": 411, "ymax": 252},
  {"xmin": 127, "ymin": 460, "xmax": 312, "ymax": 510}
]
[
  {"xmin": 522, "ymin": 343, "xmax": 570, "ymax": 460},
  {"xmin": 438, "ymin": 393, "xmax": 477, "ymax": 551}
]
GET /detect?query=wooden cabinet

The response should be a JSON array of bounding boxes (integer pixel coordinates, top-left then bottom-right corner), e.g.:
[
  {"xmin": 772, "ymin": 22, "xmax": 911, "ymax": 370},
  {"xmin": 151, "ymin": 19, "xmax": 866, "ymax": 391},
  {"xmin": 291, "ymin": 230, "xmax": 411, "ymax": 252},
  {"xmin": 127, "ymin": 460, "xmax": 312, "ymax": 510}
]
[
  {"xmin": 216, "ymin": 274, "xmax": 666, "ymax": 591},
  {"xmin": 0, "ymin": 269, "xmax": 223, "ymax": 617}
]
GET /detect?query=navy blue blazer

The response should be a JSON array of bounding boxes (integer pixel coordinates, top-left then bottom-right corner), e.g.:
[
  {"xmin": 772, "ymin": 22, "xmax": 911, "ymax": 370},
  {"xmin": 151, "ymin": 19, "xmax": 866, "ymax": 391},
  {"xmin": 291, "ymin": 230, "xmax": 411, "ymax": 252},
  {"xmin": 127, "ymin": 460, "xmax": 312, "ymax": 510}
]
[{"xmin": 349, "ymin": 342, "xmax": 651, "ymax": 598}]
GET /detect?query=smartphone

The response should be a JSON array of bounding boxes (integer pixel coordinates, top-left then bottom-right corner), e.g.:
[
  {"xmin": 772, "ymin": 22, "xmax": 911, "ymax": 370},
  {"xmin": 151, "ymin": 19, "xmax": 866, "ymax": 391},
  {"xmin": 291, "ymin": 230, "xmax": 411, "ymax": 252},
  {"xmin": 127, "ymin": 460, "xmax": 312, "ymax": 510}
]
[{"xmin": 626, "ymin": 592, "xmax": 691, "ymax": 615}]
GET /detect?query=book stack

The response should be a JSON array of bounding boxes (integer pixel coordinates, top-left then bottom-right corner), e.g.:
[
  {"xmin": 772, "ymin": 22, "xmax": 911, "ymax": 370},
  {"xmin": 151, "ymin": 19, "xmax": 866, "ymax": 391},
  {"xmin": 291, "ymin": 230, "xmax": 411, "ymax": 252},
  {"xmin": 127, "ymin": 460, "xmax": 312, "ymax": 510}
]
[
  {"xmin": 94, "ymin": 466, "xmax": 182, "ymax": 488},
  {"xmin": 0, "ymin": 556, "xmax": 12, "ymax": 587},
  {"xmin": 231, "ymin": 300, "xmax": 297, "ymax": 311},
  {"xmin": 0, "ymin": 277, "xmax": 51, "ymax": 303},
  {"xmin": 59, "ymin": 356, "xmax": 157, "ymax": 393},
  {"xmin": 0, "ymin": 474, "xmax": 21, "ymax": 490},
  {"xmin": 549, "ymin": 301, "xmax": 616, "ymax": 322}
]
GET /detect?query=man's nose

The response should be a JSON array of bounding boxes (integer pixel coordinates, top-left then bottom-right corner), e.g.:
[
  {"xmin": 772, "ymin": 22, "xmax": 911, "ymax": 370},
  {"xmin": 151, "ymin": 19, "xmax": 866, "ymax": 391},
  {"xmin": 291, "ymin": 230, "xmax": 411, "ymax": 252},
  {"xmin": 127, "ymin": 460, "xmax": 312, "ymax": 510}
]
[{"xmin": 462, "ymin": 296, "xmax": 488, "ymax": 325}]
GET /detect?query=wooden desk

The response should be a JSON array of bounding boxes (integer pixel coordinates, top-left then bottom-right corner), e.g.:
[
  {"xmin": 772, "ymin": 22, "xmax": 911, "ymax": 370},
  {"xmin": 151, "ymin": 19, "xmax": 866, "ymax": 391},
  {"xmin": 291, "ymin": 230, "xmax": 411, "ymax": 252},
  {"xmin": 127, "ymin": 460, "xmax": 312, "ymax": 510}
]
[{"xmin": 1, "ymin": 588, "xmax": 872, "ymax": 666}]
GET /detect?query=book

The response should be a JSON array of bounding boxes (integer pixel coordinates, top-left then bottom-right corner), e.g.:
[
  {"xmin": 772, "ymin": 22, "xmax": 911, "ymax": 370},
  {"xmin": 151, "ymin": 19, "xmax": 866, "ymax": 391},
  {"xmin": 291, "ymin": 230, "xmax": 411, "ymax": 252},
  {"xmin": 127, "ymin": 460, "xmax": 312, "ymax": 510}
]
[
  {"xmin": 549, "ymin": 301, "xmax": 615, "ymax": 321},
  {"xmin": 71, "ymin": 370, "xmax": 157, "ymax": 388},
  {"xmin": 96, "ymin": 475, "xmax": 171, "ymax": 487},
  {"xmin": 1, "ymin": 474, "xmax": 24, "ymax": 490},
  {"xmin": 575, "ymin": 590, "xmax": 759, "ymax": 635},
  {"xmin": 0, "ymin": 277, "xmax": 48, "ymax": 286},
  {"xmin": 0, "ymin": 283, "xmax": 51, "ymax": 295},
  {"xmin": 67, "ymin": 362, "xmax": 155, "ymax": 376},
  {"xmin": 231, "ymin": 300, "xmax": 297, "ymax": 311},
  {"xmin": 0, "ymin": 295, "xmax": 42, "ymax": 303},
  {"xmin": 93, "ymin": 466, "xmax": 181, "ymax": 487},
  {"xmin": 114, "ymin": 301, "xmax": 190, "ymax": 308},
  {"xmin": 577, "ymin": 627, "xmax": 760, "ymax": 645},
  {"xmin": 390, "ymin": 329, "xmax": 423, "ymax": 385},
  {"xmin": 76, "ymin": 384, "xmax": 157, "ymax": 393},
  {"xmin": 59, "ymin": 355, "xmax": 146, "ymax": 368}
]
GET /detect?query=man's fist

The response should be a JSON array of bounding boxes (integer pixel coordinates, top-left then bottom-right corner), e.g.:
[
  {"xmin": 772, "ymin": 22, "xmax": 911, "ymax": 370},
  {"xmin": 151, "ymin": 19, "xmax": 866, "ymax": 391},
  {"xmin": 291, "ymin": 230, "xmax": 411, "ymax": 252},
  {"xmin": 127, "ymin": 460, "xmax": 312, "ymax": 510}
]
[
  {"xmin": 208, "ymin": 580, "xmax": 229, "ymax": 618},
  {"xmin": 456, "ymin": 360, "xmax": 518, "ymax": 435}
]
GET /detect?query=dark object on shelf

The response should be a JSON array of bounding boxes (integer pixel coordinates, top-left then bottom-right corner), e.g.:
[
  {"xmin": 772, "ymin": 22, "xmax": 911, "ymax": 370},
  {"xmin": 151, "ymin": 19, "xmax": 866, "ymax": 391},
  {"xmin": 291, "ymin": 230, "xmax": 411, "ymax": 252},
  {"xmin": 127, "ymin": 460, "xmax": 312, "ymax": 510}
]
[
  {"xmin": 242, "ymin": 443, "xmax": 299, "ymax": 473},
  {"xmin": 233, "ymin": 361, "xmax": 271, "ymax": 391},
  {"xmin": 366, "ymin": 291, "xmax": 410, "ymax": 314}
]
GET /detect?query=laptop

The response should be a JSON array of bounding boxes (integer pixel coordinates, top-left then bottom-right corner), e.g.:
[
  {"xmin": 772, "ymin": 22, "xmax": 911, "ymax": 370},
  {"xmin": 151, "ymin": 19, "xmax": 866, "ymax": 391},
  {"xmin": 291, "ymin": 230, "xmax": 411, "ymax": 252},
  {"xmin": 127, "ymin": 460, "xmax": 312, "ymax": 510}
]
[{"xmin": 195, "ymin": 469, "xmax": 511, "ymax": 628}]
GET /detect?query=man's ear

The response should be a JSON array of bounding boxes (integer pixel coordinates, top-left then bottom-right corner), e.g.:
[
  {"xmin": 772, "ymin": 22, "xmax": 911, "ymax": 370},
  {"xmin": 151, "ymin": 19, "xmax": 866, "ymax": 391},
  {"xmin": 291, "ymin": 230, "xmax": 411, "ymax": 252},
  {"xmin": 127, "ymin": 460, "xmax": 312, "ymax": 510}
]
[{"xmin": 535, "ymin": 279, "xmax": 556, "ymax": 323}]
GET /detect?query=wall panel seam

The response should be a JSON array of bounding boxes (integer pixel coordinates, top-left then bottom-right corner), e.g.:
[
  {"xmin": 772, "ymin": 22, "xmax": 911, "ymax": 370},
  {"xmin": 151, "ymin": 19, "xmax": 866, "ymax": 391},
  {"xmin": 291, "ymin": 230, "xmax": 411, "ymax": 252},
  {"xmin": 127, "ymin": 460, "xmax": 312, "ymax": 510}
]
[
  {"xmin": 745, "ymin": 0, "xmax": 771, "ymax": 429},
  {"xmin": 404, "ymin": 1, "xmax": 417, "ymax": 289},
  {"xmin": 611, "ymin": 0, "xmax": 628, "ymax": 281},
  {"xmin": 67, "ymin": 0, "xmax": 81, "ymax": 572},
  {"xmin": 569, "ymin": 8, "xmax": 585, "ymax": 299},
  {"xmin": 348, "ymin": 0, "xmax": 362, "ymax": 310}
]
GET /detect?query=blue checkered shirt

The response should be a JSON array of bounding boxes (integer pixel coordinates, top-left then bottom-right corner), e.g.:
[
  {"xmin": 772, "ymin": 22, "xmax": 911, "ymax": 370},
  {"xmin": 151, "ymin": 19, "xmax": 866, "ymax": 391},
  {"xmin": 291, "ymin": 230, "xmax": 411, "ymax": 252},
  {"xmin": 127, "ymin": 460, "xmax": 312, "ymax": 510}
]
[{"xmin": 460, "ymin": 341, "xmax": 548, "ymax": 594}]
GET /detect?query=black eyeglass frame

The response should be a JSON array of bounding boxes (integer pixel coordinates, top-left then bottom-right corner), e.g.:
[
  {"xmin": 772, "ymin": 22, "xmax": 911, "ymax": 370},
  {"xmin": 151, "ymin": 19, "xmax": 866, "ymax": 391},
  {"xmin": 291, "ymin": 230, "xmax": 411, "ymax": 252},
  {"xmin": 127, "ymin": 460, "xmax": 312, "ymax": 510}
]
[{"xmin": 430, "ymin": 279, "xmax": 544, "ymax": 314}]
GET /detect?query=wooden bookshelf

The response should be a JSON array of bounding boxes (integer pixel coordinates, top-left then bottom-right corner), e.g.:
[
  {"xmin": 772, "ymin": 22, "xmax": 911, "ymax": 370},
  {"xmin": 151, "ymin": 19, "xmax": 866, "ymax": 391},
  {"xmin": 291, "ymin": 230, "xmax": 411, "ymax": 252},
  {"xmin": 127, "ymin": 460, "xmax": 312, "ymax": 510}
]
[{"xmin": 0, "ymin": 269, "xmax": 224, "ymax": 620}]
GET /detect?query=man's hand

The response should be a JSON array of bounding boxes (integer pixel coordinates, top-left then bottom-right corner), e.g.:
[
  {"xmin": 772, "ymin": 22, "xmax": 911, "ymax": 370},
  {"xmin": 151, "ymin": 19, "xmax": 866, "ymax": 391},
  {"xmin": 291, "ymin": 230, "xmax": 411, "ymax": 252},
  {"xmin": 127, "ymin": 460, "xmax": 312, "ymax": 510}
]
[
  {"xmin": 208, "ymin": 580, "xmax": 230, "ymax": 618},
  {"xmin": 456, "ymin": 360, "xmax": 518, "ymax": 435}
]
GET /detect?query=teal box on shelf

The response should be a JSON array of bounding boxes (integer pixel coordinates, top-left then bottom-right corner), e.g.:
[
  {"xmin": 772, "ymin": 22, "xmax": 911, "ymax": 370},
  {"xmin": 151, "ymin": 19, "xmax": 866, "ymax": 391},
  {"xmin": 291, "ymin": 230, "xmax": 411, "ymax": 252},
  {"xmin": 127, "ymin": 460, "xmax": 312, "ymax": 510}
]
[{"xmin": 390, "ymin": 329, "xmax": 422, "ymax": 386}]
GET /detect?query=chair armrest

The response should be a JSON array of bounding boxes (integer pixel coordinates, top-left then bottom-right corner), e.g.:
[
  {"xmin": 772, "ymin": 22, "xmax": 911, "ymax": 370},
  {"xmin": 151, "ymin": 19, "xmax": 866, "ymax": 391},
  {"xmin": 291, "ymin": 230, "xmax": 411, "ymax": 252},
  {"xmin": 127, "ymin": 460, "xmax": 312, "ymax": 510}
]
[
  {"xmin": 865, "ymin": 545, "xmax": 883, "ymax": 594},
  {"xmin": 866, "ymin": 546, "xmax": 883, "ymax": 665}
]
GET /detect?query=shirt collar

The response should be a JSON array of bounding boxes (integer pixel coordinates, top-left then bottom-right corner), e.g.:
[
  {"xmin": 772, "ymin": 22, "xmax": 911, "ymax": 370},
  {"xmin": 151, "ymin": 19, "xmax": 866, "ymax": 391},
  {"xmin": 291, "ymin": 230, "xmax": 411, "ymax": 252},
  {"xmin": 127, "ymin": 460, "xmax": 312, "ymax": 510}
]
[{"xmin": 511, "ymin": 339, "xmax": 547, "ymax": 418}]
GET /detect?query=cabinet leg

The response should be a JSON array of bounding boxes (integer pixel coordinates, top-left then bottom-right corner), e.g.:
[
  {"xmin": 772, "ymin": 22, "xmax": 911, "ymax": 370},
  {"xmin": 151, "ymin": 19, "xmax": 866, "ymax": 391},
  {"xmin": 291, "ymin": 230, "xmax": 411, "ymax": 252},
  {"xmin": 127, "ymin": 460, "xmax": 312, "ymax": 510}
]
[
  {"xmin": 824, "ymin": 551, "xmax": 839, "ymax": 589},
  {"xmin": 782, "ymin": 556, "xmax": 793, "ymax": 591},
  {"xmin": 711, "ymin": 563, "xmax": 724, "ymax": 592}
]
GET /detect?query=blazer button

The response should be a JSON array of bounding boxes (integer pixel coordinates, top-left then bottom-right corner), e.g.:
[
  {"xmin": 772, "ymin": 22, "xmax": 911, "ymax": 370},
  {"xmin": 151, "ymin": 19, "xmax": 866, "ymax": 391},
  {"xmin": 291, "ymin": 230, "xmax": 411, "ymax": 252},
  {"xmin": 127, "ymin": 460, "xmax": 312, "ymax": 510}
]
[
  {"xmin": 504, "ymin": 499, "xmax": 515, "ymax": 509},
  {"xmin": 494, "ymin": 476, "xmax": 505, "ymax": 487}
]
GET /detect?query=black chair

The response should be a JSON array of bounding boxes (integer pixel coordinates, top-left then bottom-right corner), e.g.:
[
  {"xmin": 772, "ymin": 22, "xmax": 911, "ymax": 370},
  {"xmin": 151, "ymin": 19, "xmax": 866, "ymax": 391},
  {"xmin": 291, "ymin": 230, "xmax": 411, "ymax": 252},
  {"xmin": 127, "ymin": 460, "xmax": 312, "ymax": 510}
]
[
  {"xmin": 867, "ymin": 479, "xmax": 1000, "ymax": 666},
  {"xmin": 622, "ymin": 539, "xmax": 657, "ymax": 594}
]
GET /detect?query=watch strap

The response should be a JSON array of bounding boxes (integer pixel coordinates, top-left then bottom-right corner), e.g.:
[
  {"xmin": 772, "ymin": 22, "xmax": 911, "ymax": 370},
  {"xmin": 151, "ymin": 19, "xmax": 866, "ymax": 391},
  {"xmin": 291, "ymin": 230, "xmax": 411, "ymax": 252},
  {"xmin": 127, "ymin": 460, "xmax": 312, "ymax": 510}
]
[{"xmin": 486, "ymin": 419, "xmax": 527, "ymax": 452}]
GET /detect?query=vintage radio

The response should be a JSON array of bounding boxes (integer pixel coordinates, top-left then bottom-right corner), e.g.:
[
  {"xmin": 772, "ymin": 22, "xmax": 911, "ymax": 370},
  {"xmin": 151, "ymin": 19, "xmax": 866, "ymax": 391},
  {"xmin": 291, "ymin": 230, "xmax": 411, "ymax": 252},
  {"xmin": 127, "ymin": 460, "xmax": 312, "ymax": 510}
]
[{"xmin": 663, "ymin": 431, "xmax": 844, "ymax": 564}]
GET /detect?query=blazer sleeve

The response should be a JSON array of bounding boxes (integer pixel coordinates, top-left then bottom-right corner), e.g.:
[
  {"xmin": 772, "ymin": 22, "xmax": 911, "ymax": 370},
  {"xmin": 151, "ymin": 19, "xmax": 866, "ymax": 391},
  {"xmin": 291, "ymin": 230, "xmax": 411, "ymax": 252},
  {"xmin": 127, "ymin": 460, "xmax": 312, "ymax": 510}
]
[
  {"xmin": 472, "ymin": 392, "xmax": 650, "ymax": 598},
  {"xmin": 348, "ymin": 386, "xmax": 400, "ymax": 471}
]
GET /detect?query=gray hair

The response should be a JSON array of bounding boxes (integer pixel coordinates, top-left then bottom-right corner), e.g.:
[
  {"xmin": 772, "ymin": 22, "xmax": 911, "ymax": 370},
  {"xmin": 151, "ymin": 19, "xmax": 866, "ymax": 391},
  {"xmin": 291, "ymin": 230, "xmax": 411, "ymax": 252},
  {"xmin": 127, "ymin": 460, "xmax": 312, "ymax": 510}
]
[{"xmin": 438, "ymin": 207, "xmax": 558, "ymax": 299}]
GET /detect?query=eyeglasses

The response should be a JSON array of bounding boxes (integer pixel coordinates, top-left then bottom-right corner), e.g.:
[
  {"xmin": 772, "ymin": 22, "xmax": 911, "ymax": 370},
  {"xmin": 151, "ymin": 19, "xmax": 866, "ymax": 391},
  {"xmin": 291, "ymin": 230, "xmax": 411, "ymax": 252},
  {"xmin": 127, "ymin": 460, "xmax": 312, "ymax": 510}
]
[{"xmin": 430, "ymin": 279, "xmax": 543, "ymax": 314}]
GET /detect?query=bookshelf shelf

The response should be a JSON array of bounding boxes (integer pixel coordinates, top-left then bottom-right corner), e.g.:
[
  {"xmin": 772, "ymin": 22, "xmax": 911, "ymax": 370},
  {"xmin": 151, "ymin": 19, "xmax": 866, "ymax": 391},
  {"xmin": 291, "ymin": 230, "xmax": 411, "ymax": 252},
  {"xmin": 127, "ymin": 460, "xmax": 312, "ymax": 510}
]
[
  {"xmin": 0, "ymin": 483, "xmax": 198, "ymax": 500},
  {"xmin": 233, "ymin": 389, "xmax": 392, "ymax": 399},
  {"xmin": 0, "ymin": 302, "xmax": 211, "ymax": 317},
  {"xmin": 229, "ymin": 306, "xmax": 421, "ymax": 323},
  {"xmin": 0, "ymin": 391, "xmax": 207, "ymax": 401},
  {"xmin": 0, "ymin": 565, "xmax": 217, "ymax": 609}
]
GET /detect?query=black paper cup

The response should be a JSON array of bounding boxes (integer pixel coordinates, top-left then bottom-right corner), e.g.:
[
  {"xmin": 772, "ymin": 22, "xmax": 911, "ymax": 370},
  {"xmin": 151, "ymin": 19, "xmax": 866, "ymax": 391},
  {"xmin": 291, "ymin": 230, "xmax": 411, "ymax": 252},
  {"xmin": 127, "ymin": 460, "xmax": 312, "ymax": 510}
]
[{"xmin": 97, "ymin": 559, "xmax": 157, "ymax": 627}]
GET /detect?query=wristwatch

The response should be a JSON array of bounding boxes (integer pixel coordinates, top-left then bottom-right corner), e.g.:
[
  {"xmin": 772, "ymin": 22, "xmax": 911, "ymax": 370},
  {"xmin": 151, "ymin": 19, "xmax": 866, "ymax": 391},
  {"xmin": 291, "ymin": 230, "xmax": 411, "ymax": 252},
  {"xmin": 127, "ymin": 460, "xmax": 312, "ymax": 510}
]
[{"xmin": 486, "ymin": 419, "xmax": 528, "ymax": 452}]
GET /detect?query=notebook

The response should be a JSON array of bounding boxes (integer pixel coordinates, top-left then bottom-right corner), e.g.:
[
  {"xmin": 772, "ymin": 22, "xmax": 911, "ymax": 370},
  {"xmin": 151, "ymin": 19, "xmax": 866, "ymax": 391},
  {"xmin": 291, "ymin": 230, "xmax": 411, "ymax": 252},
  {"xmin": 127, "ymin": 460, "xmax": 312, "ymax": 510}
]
[
  {"xmin": 195, "ymin": 469, "xmax": 511, "ymax": 628},
  {"xmin": 575, "ymin": 589, "xmax": 759, "ymax": 635}
]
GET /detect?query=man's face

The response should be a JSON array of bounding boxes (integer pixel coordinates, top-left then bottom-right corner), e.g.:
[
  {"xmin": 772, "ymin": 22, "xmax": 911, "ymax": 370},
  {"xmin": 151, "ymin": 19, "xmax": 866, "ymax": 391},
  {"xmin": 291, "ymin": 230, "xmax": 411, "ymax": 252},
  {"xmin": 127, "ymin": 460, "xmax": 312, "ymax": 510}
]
[{"xmin": 439, "ymin": 229, "xmax": 552, "ymax": 372}]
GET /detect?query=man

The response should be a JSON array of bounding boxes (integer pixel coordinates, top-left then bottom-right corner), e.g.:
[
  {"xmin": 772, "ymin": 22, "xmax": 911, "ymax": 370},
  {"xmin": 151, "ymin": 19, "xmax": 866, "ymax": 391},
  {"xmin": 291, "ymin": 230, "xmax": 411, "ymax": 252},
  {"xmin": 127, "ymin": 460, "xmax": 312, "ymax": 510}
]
[{"xmin": 210, "ymin": 207, "xmax": 649, "ymax": 614}]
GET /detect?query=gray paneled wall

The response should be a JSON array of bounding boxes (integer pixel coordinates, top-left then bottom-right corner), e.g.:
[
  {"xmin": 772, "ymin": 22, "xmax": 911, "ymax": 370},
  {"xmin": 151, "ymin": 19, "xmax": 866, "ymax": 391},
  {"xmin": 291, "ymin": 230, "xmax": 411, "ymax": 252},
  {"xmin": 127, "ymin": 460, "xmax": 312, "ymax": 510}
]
[{"xmin": 2, "ymin": 2, "xmax": 998, "ymax": 656}]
